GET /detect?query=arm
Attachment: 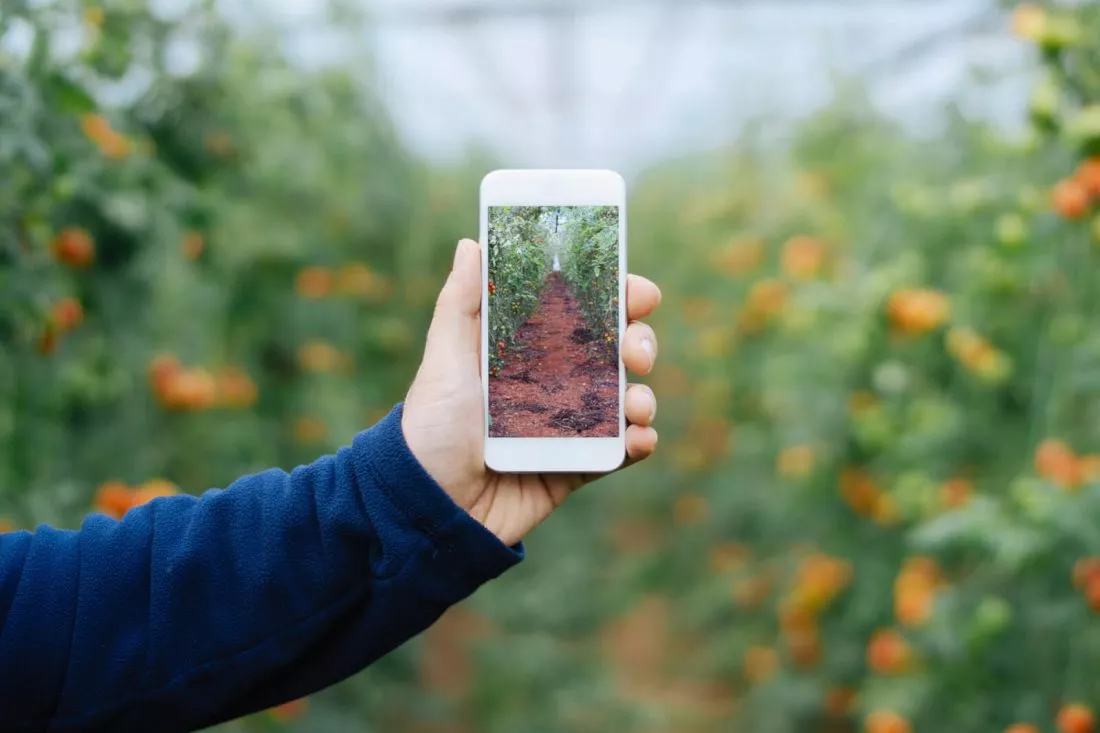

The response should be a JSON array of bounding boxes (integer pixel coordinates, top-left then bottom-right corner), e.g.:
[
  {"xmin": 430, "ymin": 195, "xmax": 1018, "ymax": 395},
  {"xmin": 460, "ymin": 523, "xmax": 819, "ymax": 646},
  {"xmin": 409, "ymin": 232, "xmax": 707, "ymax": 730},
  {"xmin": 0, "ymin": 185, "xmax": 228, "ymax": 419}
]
[{"xmin": 0, "ymin": 404, "xmax": 522, "ymax": 733}]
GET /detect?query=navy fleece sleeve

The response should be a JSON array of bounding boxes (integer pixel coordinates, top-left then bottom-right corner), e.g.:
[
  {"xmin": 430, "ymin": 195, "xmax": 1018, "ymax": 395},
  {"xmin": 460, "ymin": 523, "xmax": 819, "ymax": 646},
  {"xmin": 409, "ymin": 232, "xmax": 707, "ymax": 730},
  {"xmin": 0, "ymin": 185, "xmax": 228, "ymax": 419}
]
[{"xmin": 0, "ymin": 403, "xmax": 522, "ymax": 733}]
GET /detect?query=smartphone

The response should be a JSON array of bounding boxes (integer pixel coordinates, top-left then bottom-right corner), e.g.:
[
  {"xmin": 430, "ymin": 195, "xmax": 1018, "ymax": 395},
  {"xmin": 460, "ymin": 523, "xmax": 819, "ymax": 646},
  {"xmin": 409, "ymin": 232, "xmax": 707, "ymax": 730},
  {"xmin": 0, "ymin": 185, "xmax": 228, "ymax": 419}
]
[{"xmin": 480, "ymin": 169, "xmax": 627, "ymax": 474}]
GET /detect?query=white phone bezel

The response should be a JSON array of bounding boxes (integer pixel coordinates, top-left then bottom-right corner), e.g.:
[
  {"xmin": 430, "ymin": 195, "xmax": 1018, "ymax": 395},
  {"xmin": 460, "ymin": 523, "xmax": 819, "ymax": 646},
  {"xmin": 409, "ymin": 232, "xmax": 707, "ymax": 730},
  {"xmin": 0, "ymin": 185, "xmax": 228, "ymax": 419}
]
[{"xmin": 479, "ymin": 169, "xmax": 627, "ymax": 474}]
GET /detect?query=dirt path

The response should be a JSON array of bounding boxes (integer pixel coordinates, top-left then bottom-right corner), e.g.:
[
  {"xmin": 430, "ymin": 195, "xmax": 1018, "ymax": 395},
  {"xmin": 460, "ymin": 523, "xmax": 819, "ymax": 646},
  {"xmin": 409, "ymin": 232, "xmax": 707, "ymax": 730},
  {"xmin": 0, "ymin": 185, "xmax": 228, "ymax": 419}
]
[{"xmin": 489, "ymin": 273, "xmax": 618, "ymax": 438}]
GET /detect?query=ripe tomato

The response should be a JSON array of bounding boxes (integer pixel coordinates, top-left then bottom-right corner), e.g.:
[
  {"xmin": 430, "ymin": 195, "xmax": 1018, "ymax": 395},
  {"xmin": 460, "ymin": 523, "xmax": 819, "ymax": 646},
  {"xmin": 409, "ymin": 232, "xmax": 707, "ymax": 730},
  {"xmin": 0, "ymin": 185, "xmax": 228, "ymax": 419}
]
[
  {"xmin": 51, "ymin": 228, "xmax": 95, "ymax": 268},
  {"xmin": 1053, "ymin": 179, "xmax": 1091, "ymax": 220},
  {"xmin": 1058, "ymin": 704, "xmax": 1095, "ymax": 733}
]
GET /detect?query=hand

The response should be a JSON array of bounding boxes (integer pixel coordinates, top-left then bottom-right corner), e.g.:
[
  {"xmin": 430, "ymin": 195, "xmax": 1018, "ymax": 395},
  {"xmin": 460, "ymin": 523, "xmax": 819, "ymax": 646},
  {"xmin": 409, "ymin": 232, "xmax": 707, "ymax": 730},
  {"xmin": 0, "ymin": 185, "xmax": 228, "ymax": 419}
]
[{"xmin": 402, "ymin": 238, "xmax": 661, "ymax": 547}]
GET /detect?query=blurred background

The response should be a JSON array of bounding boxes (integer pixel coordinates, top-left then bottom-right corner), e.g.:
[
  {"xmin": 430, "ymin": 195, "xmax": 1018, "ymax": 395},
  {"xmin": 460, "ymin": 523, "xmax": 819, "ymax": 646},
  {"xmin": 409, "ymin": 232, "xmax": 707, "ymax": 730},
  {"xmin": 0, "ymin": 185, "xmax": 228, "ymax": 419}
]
[{"xmin": 4, "ymin": 0, "xmax": 1100, "ymax": 731}]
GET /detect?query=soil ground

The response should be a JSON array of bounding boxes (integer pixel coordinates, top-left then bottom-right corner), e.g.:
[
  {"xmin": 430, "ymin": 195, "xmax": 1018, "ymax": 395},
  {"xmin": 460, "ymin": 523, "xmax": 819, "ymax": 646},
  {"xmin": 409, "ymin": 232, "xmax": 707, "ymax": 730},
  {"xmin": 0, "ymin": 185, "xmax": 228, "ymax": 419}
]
[{"xmin": 488, "ymin": 273, "xmax": 618, "ymax": 438}]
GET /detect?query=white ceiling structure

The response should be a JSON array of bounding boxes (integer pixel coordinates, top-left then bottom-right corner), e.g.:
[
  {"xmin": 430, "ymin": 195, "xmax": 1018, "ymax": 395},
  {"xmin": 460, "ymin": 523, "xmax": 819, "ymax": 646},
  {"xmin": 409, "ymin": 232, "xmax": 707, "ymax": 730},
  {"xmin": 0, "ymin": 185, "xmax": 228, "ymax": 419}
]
[
  {"xmin": 3, "ymin": 0, "xmax": 1031, "ymax": 173},
  {"xmin": 347, "ymin": 0, "xmax": 1029, "ymax": 172}
]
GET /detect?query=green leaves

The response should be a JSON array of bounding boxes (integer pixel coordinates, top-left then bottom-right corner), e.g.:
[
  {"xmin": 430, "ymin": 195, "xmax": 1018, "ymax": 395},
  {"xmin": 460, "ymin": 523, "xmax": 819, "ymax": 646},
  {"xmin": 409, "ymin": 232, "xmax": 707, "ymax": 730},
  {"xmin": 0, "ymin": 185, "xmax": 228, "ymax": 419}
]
[
  {"xmin": 562, "ymin": 207, "xmax": 618, "ymax": 346},
  {"xmin": 44, "ymin": 72, "xmax": 96, "ymax": 115}
]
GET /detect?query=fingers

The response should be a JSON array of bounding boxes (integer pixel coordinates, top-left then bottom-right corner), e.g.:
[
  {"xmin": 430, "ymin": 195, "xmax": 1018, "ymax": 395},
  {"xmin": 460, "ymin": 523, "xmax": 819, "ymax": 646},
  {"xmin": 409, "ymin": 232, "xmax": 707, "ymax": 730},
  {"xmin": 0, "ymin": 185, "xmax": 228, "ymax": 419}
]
[
  {"xmin": 624, "ymin": 275, "xmax": 659, "ymax": 466},
  {"xmin": 627, "ymin": 274, "xmax": 661, "ymax": 321},
  {"xmin": 423, "ymin": 239, "xmax": 482, "ymax": 364},
  {"xmin": 625, "ymin": 424, "xmax": 658, "ymax": 462},
  {"xmin": 625, "ymin": 383, "xmax": 657, "ymax": 427},
  {"xmin": 622, "ymin": 321, "xmax": 657, "ymax": 375},
  {"xmin": 435, "ymin": 239, "xmax": 482, "ymax": 319}
]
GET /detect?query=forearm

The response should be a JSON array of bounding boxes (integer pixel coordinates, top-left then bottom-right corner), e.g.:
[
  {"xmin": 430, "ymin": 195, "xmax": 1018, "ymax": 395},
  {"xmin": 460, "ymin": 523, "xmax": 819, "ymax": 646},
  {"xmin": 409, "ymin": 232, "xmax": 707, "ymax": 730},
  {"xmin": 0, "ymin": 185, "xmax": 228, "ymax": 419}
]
[{"xmin": 0, "ymin": 404, "xmax": 521, "ymax": 733}]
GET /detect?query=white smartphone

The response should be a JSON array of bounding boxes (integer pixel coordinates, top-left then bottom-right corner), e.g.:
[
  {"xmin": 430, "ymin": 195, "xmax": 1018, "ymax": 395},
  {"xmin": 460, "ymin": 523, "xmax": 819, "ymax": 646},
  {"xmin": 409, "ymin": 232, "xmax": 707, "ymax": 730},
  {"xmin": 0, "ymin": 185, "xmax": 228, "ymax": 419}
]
[{"xmin": 479, "ymin": 169, "xmax": 627, "ymax": 473}]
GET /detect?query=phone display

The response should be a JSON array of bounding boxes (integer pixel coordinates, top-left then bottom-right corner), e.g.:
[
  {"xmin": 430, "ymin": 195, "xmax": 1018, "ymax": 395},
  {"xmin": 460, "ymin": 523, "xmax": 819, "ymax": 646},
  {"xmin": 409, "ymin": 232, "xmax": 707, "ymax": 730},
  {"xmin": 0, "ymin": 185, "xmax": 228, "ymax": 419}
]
[
  {"xmin": 479, "ymin": 169, "xmax": 625, "ymax": 474},
  {"xmin": 486, "ymin": 205, "xmax": 620, "ymax": 438}
]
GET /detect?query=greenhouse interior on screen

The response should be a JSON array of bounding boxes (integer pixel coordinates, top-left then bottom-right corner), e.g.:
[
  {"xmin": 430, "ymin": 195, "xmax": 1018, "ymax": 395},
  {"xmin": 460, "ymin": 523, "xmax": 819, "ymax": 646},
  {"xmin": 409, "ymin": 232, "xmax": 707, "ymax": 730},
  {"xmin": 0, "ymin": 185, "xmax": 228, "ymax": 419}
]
[{"xmin": 5, "ymin": 0, "xmax": 1100, "ymax": 731}]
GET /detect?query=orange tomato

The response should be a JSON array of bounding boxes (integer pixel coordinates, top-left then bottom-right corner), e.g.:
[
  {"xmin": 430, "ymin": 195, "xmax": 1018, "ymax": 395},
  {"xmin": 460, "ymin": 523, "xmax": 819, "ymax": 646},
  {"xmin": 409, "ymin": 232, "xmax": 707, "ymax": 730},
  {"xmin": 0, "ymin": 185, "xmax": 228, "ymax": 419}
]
[
  {"xmin": 295, "ymin": 267, "xmax": 333, "ymax": 299},
  {"xmin": 215, "ymin": 366, "xmax": 259, "ymax": 409},
  {"xmin": 94, "ymin": 481, "xmax": 133, "ymax": 519},
  {"xmin": 1074, "ymin": 557, "xmax": 1100, "ymax": 590},
  {"xmin": 746, "ymin": 279, "xmax": 788, "ymax": 317},
  {"xmin": 131, "ymin": 479, "xmax": 178, "ymax": 508},
  {"xmin": 1076, "ymin": 158, "xmax": 1100, "ymax": 196},
  {"xmin": 297, "ymin": 340, "xmax": 342, "ymax": 373},
  {"xmin": 1058, "ymin": 704, "xmax": 1095, "ymax": 733},
  {"xmin": 1084, "ymin": 576, "xmax": 1100, "ymax": 612},
  {"xmin": 895, "ymin": 585, "xmax": 934, "ymax": 628},
  {"xmin": 840, "ymin": 468, "xmax": 881, "ymax": 517},
  {"xmin": 51, "ymin": 297, "xmax": 84, "ymax": 332},
  {"xmin": 865, "ymin": 710, "xmax": 911, "ymax": 733},
  {"xmin": 867, "ymin": 628, "xmax": 912, "ymax": 674},
  {"xmin": 51, "ymin": 228, "xmax": 95, "ymax": 268},
  {"xmin": 777, "ymin": 445, "xmax": 816, "ymax": 479},
  {"xmin": 791, "ymin": 553, "xmax": 852, "ymax": 612},
  {"xmin": 148, "ymin": 354, "xmax": 182, "ymax": 395},
  {"xmin": 887, "ymin": 288, "xmax": 950, "ymax": 335},
  {"xmin": 781, "ymin": 235, "xmax": 827, "ymax": 280},
  {"xmin": 940, "ymin": 478, "xmax": 973, "ymax": 509},
  {"xmin": 160, "ymin": 368, "xmax": 217, "ymax": 411},
  {"xmin": 79, "ymin": 114, "xmax": 130, "ymax": 159},
  {"xmin": 335, "ymin": 262, "xmax": 375, "ymax": 297},
  {"xmin": 1035, "ymin": 439, "xmax": 1083, "ymax": 490},
  {"xmin": 1053, "ymin": 178, "xmax": 1091, "ymax": 220}
]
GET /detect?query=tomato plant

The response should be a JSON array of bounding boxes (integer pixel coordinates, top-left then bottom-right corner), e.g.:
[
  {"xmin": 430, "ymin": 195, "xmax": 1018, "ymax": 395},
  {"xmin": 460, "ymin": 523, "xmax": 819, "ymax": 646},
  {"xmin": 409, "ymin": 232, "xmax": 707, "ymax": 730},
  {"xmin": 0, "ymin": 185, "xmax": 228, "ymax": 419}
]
[
  {"xmin": 11, "ymin": 1, "xmax": 1100, "ymax": 732},
  {"xmin": 561, "ymin": 206, "xmax": 619, "ymax": 355},
  {"xmin": 487, "ymin": 206, "xmax": 550, "ymax": 369}
]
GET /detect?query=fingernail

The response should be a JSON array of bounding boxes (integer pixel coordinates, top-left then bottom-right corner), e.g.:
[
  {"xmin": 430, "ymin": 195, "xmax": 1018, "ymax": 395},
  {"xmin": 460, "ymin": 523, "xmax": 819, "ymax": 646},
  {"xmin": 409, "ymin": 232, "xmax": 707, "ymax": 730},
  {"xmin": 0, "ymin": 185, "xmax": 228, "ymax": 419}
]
[
  {"xmin": 641, "ymin": 337, "xmax": 655, "ymax": 367},
  {"xmin": 646, "ymin": 386, "xmax": 657, "ymax": 422}
]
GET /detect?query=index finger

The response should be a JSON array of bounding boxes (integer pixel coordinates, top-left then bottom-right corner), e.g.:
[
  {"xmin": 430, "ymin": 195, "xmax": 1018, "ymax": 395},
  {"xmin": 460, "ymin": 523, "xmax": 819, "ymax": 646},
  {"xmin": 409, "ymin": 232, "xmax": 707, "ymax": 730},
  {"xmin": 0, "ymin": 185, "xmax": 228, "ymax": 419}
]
[{"xmin": 627, "ymin": 274, "xmax": 661, "ymax": 321}]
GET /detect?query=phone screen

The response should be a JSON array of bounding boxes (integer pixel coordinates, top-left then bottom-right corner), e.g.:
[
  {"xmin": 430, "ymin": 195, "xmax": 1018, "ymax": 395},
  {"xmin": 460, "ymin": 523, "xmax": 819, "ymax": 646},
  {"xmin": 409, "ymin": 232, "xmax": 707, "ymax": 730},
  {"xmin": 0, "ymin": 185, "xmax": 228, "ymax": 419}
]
[{"xmin": 487, "ymin": 205, "xmax": 620, "ymax": 438}]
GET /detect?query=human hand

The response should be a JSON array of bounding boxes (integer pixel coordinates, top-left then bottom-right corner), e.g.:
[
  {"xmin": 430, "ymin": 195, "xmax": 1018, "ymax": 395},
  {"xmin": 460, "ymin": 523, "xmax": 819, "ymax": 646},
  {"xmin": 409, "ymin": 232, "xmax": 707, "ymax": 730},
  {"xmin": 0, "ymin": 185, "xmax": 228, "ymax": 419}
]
[{"xmin": 402, "ymin": 238, "xmax": 661, "ymax": 547}]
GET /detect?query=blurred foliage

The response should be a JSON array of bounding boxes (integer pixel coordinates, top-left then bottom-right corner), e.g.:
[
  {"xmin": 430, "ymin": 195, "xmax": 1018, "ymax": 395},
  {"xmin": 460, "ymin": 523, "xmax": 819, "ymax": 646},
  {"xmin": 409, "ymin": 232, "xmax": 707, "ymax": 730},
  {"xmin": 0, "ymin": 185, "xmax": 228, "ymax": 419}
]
[{"xmin": 8, "ymin": 0, "xmax": 1100, "ymax": 732}]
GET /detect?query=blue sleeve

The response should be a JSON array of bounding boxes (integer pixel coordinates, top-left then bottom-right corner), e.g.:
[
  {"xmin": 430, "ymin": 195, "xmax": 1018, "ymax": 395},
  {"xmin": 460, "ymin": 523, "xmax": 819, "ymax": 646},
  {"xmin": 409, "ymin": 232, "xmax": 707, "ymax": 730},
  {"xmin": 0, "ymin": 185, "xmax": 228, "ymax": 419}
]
[{"xmin": 0, "ymin": 403, "xmax": 522, "ymax": 733}]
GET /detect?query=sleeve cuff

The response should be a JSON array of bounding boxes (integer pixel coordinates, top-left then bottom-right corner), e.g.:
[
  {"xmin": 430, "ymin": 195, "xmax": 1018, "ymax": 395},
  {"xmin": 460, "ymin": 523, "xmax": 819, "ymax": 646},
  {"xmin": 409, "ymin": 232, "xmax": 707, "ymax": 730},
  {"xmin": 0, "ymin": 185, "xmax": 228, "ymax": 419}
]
[{"xmin": 350, "ymin": 403, "xmax": 523, "ymax": 594}]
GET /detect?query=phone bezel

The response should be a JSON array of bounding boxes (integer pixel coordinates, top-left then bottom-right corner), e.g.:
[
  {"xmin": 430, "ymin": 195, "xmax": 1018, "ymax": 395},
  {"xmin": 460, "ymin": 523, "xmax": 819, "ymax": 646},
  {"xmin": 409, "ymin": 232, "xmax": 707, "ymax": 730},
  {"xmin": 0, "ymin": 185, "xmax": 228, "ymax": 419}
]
[{"xmin": 479, "ymin": 169, "xmax": 627, "ymax": 474}]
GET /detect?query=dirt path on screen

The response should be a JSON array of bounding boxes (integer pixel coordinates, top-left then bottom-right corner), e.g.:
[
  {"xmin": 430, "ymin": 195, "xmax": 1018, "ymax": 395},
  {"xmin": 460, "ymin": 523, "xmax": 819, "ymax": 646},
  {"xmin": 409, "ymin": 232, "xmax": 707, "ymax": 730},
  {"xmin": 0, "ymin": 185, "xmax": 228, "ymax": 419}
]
[{"xmin": 488, "ymin": 273, "xmax": 618, "ymax": 438}]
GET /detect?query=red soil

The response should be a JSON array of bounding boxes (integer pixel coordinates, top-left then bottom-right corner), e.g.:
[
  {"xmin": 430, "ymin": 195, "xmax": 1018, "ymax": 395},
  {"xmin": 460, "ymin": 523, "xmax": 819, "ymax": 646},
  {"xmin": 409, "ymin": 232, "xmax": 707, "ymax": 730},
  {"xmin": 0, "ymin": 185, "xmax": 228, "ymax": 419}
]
[{"xmin": 488, "ymin": 273, "xmax": 618, "ymax": 438}]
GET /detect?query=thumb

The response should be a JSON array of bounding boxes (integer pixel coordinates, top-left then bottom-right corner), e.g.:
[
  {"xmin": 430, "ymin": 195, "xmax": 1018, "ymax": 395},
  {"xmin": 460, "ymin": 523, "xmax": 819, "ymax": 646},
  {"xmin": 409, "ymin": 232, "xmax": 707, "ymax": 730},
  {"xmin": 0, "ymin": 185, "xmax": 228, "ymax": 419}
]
[{"xmin": 424, "ymin": 238, "xmax": 482, "ymax": 363}]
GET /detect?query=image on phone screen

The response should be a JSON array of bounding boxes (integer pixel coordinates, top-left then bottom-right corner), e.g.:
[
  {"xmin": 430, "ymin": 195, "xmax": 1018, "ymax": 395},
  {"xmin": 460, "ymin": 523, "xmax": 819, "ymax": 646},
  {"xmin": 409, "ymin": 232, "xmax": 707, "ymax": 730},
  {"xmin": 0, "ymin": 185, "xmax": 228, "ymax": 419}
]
[{"xmin": 487, "ymin": 205, "xmax": 620, "ymax": 438}]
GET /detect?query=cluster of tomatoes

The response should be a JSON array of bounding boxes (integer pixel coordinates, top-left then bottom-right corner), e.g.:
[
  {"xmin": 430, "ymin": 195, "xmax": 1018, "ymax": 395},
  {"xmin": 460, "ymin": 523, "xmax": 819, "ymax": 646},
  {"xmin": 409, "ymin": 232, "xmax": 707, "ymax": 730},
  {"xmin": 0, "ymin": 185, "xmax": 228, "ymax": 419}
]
[{"xmin": 147, "ymin": 354, "xmax": 258, "ymax": 412}]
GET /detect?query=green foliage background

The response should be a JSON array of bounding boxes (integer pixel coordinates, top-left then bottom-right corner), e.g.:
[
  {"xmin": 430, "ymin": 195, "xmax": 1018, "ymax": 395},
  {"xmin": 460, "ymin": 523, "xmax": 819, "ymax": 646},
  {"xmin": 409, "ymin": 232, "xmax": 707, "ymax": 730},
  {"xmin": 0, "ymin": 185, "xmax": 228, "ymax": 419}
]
[{"xmin": 7, "ymin": 1, "xmax": 1100, "ymax": 732}]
